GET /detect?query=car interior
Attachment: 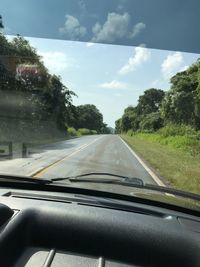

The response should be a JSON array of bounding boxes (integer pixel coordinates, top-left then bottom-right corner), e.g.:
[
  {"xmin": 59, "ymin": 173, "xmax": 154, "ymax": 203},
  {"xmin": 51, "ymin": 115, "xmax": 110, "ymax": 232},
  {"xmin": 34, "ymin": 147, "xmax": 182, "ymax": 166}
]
[
  {"xmin": 0, "ymin": 183, "xmax": 199, "ymax": 267},
  {"xmin": 0, "ymin": 0, "xmax": 200, "ymax": 266}
]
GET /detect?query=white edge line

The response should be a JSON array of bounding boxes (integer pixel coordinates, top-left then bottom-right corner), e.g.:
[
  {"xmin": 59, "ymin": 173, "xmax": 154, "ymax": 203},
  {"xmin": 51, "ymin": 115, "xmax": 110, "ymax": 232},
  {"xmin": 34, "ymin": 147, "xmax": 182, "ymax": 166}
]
[{"xmin": 119, "ymin": 136, "xmax": 165, "ymax": 187}]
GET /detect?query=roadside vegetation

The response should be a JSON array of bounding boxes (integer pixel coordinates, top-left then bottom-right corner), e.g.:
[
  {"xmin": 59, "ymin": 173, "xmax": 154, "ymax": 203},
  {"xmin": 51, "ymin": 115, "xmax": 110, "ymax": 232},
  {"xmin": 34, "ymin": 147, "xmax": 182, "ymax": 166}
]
[
  {"xmin": 116, "ymin": 59, "xmax": 200, "ymax": 194},
  {"xmin": 0, "ymin": 18, "xmax": 110, "ymax": 143},
  {"xmin": 122, "ymin": 133, "xmax": 200, "ymax": 195},
  {"xmin": 67, "ymin": 127, "xmax": 98, "ymax": 137}
]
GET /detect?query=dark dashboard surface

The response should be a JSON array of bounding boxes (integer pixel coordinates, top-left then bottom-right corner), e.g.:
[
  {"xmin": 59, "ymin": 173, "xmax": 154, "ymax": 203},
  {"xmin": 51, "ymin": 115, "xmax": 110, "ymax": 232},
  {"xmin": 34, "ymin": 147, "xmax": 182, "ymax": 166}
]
[{"xmin": 0, "ymin": 188, "xmax": 199, "ymax": 267}]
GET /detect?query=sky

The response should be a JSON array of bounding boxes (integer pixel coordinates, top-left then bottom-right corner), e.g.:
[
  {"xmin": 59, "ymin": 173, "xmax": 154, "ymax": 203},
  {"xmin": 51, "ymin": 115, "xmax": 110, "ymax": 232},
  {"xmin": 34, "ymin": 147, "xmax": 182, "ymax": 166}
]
[
  {"xmin": 2, "ymin": 0, "xmax": 200, "ymax": 127},
  {"xmin": 16, "ymin": 36, "xmax": 199, "ymax": 128},
  {"xmin": 1, "ymin": 0, "xmax": 200, "ymax": 53}
]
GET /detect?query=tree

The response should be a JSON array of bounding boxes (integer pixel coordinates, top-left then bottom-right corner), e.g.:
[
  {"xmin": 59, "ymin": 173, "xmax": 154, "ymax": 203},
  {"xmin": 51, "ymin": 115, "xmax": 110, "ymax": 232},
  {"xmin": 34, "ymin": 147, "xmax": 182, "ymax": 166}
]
[
  {"xmin": 39, "ymin": 75, "xmax": 76, "ymax": 130},
  {"xmin": 65, "ymin": 104, "xmax": 78, "ymax": 129},
  {"xmin": 0, "ymin": 32, "xmax": 77, "ymax": 139},
  {"xmin": 101, "ymin": 123, "xmax": 112, "ymax": 134},
  {"xmin": 75, "ymin": 104, "xmax": 104, "ymax": 133},
  {"xmin": 137, "ymin": 88, "xmax": 165, "ymax": 115},
  {"xmin": 116, "ymin": 60, "xmax": 200, "ymax": 133},
  {"xmin": 117, "ymin": 106, "xmax": 140, "ymax": 133},
  {"xmin": 11, "ymin": 35, "xmax": 40, "ymax": 60},
  {"xmin": 139, "ymin": 112, "xmax": 163, "ymax": 132},
  {"xmin": 0, "ymin": 15, "xmax": 4, "ymax": 29},
  {"xmin": 121, "ymin": 113, "xmax": 132, "ymax": 132},
  {"xmin": 161, "ymin": 59, "xmax": 200, "ymax": 129},
  {"xmin": 115, "ymin": 119, "xmax": 122, "ymax": 134}
]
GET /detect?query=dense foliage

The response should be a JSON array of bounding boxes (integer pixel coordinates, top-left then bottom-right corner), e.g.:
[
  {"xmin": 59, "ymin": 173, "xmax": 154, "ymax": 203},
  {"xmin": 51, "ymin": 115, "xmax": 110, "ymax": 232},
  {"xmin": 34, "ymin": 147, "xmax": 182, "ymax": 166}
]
[
  {"xmin": 116, "ymin": 60, "xmax": 200, "ymax": 134},
  {"xmin": 0, "ymin": 25, "xmax": 109, "ymax": 141},
  {"xmin": 67, "ymin": 104, "xmax": 110, "ymax": 134}
]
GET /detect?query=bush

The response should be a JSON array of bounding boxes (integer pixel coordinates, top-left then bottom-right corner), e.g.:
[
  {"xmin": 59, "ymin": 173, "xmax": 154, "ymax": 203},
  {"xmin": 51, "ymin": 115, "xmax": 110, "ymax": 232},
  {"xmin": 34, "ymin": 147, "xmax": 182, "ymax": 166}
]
[
  {"xmin": 90, "ymin": 130, "xmax": 97, "ymax": 135},
  {"xmin": 67, "ymin": 127, "xmax": 97, "ymax": 137},
  {"xmin": 134, "ymin": 131, "xmax": 200, "ymax": 153},
  {"xmin": 77, "ymin": 128, "xmax": 91, "ymax": 136},
  {"xmin": 67, "ymin": 127, "xmax": 77, "ymax": 136},
  {"xmin": 158, "ymin": 124, "xmax": 196, "ymax": 137},
  {"xmin": 158, "ymin": 135, "xmax": 198, "ymax": 150},
  {"xmin": 196, "ymin": 131, "xmax": 200, "ymax": 140},
  {"xmin": 139, "ymin": 112, "xmax": 163, "ymax": 132},
  {"xmin": 127, "ymin": 129, "xmax": 135, "ymax": 136}
]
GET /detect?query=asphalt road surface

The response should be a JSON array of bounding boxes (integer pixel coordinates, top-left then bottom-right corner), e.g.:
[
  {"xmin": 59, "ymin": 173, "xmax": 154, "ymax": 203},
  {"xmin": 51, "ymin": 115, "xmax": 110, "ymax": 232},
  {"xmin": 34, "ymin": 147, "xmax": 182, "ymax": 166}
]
[{"xmin": 0, "ymin": 135, "xmax": 157, "ymax": 185}]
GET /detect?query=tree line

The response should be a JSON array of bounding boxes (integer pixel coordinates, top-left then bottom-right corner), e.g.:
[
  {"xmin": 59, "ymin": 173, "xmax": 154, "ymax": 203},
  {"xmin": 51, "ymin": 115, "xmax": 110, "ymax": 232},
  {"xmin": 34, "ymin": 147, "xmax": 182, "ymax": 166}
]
[
  {"xmin": 0, "ymin": 20, "xmax": 110, "ymax": 141},
  {"xmin": 115, "ymin": 59, "xmax": 200, "ymax": 134}
]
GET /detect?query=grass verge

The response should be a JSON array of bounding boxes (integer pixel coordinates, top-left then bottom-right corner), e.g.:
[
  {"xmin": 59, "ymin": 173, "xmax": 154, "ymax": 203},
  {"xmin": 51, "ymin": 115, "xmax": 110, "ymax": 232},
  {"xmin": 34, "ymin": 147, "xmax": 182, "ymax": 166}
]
[{"xmin": 121, "ymin": 134, "xmax": 200, "ymax": 195}]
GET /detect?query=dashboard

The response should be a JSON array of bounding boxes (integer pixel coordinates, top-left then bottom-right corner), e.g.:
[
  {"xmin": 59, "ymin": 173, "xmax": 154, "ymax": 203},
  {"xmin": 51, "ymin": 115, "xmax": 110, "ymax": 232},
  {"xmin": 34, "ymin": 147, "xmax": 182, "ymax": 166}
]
[{"xmin": 0, "ymin": 187, "xmax": 199, "ymax": 267}]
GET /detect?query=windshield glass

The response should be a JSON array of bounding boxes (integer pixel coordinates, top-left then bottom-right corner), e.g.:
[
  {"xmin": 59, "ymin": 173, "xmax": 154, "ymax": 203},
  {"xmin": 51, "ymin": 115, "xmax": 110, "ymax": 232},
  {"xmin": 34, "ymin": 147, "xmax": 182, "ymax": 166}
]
[{"xmin": 0, "ymin": 0, "xmax": 200, "ymax": 207}]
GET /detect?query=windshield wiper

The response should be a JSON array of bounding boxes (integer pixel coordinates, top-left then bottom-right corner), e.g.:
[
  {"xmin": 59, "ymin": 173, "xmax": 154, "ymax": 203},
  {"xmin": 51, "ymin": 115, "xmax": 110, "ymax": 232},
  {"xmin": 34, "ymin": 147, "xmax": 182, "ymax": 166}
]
[
  {"xmin": 0, "ymin": 172, "xmax": 144, "ymax": 187},
  {"xmin": 0, "ymin": 172, "xmax": 143, "ymax": 187},
  {"xmin": 0, "ymin": 173, "xmax": 49, "ymax": 185},
  {"xmin": 50, "ymin": 173, "xmax": 200, "ymax": 202},
  {"xmin": 50, "ymin": 172, "xmax": 144, "ymax": 186},
  {"xmin": 0, "ymin": 173, "xmax": 199, "ymax": 203}
]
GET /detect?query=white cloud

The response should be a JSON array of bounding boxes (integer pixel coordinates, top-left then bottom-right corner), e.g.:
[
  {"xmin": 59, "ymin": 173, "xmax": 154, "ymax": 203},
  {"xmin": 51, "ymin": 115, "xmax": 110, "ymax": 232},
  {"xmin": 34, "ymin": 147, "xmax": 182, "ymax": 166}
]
[
  {"xmin": 138, "ymin": 43, "xmax": 146, "ymax": 48},
  {"xmin": 59, "ymin": 15, "xmax": 87, "ymax": 39},
  {"xmin": 161, "ymin": 52, "xmax": 184, "ymax": 79},
  {"xmin": 99, "ymin": 80, "xmax": 128, "ymax": 89},
  {"xmin": 129, "ymin": 22, "xmax": 146, "ymax": 38},
  {"xmin": 86, "ymin": 42, "xmax": 95, "ymax": 47},
  {"xmin": 39, "ymin": 51, "xmax": 71, "ymax": 74},
  {"xmin": 119, "ymin": 46, "xmax": 151, "ymax": 75},
  {"xmin": 91, "ymin": 12, "xmax": 145, "ymax": 43},
  {"xmin": 92, "ymin": 22, "xmax": 102, "ymax": 35},
  {"xmin": 179, "ymin": 65, "xmax": 189, "ymax": 72}
]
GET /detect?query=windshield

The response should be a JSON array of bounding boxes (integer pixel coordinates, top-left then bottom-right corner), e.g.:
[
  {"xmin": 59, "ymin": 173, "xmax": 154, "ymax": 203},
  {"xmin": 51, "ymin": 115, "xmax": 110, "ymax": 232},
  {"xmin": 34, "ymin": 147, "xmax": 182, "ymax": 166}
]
[{"xmin": 0, "ymin": 0, "xmax": 200, "ymax": 208}]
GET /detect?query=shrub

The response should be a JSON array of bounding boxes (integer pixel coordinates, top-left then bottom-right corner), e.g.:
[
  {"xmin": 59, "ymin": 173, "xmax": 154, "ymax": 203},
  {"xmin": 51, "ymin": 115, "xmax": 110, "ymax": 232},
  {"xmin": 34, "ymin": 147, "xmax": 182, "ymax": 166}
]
[
  {"xmin": 139, "ymin": 112, "xmax": 163, "ymax": 132},
  {"xmin": 67, "ymin": 127, "xmax": 77, "ymax": 136},
  {"xmin": 158, "ymin": 135, "xmax": 198, "ymax": 150},
  {"xmin": 127, "ymin": 129, "xmax": 135, "ymax": 136},
  {"xmin": 158, "ymin": 124, "xmax": 196, "ymax": 137},
  {"xmin": 135, "ymin": 131, "xmax": 200, "ymax": 153},
  {"xmin": 90, "ymin": 130, "xmax": 97, "ymax": 135},
  {"xmin": 77, "ymin": 128, "xmax": 91, "ymax": 136}
]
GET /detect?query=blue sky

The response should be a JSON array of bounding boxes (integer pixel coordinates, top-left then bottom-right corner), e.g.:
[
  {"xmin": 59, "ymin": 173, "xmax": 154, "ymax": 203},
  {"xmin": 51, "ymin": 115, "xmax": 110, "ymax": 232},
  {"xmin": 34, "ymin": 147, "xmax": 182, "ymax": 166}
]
[
  {"xmin": 2, "ymin": 0, "xmax": 200, "ymax": 127},
  {"xmin": 1, "ymin": 0, "xmax": 200, "ymax": 53},
  {"xmin": 17, "ymin": 36, "xmax": 200, "ymax": 128}
]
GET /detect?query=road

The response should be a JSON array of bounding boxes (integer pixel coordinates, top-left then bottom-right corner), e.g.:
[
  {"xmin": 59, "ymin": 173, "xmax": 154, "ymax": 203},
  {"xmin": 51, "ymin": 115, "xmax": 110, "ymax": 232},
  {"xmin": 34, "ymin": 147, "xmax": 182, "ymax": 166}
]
[{"xmin": 0, "ymin": 135, "xmax": 157, "ymax": 185}]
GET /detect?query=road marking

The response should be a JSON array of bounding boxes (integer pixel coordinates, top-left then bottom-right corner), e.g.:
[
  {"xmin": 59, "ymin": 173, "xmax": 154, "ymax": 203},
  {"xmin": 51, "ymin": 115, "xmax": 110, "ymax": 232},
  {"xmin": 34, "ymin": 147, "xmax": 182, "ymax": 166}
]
[
  {"xmin": 31, "ymin": 136, "xmax": 104, "ymax": 178},
  {"xmin": 28, "ymin": 167, "xmax": 46, "ymax": 177},
  {"xmin": 119, "ymin": 136, "xmax": 165, "ymax": 187},
  {"xmin": 27, "ymin": 143, "xmax": 88, "ymax": 176}
]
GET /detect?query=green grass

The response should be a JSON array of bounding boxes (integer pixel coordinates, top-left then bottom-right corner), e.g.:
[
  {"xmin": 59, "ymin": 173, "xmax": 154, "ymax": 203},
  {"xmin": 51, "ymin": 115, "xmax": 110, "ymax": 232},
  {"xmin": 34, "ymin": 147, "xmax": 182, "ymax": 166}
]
[
  {"xmin": 121, "ymin": 134, "xmax": 200, "ymax": 195},
  {"xmin": 127, "ymin": 132, "xmax": 200, "ymax": 154}
]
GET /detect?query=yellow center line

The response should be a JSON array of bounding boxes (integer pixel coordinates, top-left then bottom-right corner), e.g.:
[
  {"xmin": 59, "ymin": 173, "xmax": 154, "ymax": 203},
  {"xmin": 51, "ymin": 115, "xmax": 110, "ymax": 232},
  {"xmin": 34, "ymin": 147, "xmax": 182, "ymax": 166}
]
[{"xmin": 32, "ymin": 136, "xmax": 104, "ymax": 178}]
